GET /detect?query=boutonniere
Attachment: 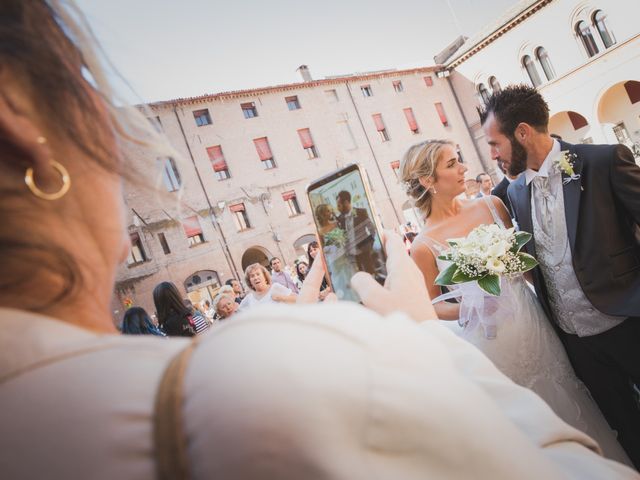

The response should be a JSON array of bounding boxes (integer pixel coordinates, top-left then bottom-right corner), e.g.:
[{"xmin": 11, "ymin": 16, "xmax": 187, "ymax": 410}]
[{"xmin": 553, "ymin": 151, "xmax": 581, "ymax": 186}]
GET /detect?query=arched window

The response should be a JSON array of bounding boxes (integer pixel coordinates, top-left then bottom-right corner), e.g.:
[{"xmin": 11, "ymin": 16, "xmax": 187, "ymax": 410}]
[
  {"xmin": 593, "ymin": 10, "xmax": 615, "ymax": 48},
  {"xmin": 522, "ymin": 55, "xmax": 542, "ymax": 87},
  {"xmin": 535, "ymin": 47, "xmax": 555, "ymax": 81},
  {"xmin": 477, "ymin": 83, "xmax": 490, "ymax": 105},
  {"xmin": 576, "ymin": 20, "xmax": 599, "ymax": 57},
  {"xmin": 489, "ymin": 76, "xmax": 501, "ymax": 93}
]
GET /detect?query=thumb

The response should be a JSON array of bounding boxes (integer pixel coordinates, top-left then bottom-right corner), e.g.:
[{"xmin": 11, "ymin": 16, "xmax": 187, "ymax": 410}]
[{"xmin": 351, "ymin": 272, "xmax": 392, "ymax": 314}]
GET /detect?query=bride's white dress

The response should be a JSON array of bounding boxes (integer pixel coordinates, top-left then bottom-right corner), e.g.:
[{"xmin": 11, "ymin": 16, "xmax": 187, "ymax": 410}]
[
  {"xmin": 421, "ymin": 197, "xmax": 631, "ymax": 466},
  {"xmin": 323, "ymin": 234, "xmax": 359, "ymax": 302}
]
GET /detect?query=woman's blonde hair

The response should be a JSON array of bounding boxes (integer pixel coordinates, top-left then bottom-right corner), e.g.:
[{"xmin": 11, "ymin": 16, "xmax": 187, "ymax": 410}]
[
  {"xmin": 244, "ymin": 263, "xmax": 272, "ymax": 291},
  {"xmin": 399, "ymin": 139, "xmax": 455, "ymax": 218}
]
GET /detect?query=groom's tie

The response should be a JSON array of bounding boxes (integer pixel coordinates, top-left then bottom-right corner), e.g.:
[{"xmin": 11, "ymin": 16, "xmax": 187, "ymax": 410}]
[{"xmin": 532, "ymin": 175, "xmax": 553, "ymax": 235}]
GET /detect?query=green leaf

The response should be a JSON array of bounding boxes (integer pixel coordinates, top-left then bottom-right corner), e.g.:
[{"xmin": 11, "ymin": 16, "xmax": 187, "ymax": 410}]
[
  {"xmin": 435, "ymin": 262, "xmax": 458, "ymax": 286},
  {"xmin": 437, "ymin": 254, "xmax": 452, "ymax": 261},
  {"xmin": 517, "ymin": 252, "xmax": 539, "ymax": 272},
  {"xmin": 452, "ymin": 268, "xmax": 475, "ymax": 283},
  {"xmin": 477, "ymin": 274, "xmax": 501, "ymax": 296},
  {"xmin": 511, "ymin": 231, "xmax": 532, "ymax": 253}
]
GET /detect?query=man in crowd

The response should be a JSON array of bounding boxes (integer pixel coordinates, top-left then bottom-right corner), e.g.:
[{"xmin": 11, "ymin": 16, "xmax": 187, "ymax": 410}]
[
  {"xmin": 269, "ymin": 257, "xmax": 299, "ymax": 294},
  {"xmin": 475, "ymin": 172, "xmax": 493, "ymax": 197},
  {"xmin": 225, "ymin": 278, "xmax": 246, "ymax": 304}
]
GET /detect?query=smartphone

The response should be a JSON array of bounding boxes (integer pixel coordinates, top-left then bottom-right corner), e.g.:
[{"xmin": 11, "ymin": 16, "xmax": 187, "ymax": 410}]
[{"xmin": 307, "ymin": 164, "xmax": 387, "ymax": 302}]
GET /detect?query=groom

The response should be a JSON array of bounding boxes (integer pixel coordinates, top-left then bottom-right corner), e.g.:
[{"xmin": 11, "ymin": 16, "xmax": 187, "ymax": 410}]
[
  {"xmin": 336, "ymin": 190, "xmax": 376, "ymax": 275},
  {"xmin": 481, "ymin": 84, "xmax": 640, "ymax": 467}
]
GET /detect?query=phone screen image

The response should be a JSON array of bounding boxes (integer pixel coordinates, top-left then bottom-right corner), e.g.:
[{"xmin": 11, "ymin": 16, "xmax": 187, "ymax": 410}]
[{"xmin": 307, "ymin": 165, "xmax": 387, "ymax": 302}]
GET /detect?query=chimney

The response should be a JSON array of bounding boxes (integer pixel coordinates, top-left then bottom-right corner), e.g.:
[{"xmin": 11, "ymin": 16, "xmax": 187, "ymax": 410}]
[{"xmin": 297, "ymin": 65, "xmax": 312, "ymax": 82}]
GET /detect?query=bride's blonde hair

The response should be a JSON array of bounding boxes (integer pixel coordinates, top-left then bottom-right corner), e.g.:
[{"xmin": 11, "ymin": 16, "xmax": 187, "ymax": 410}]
[{"xmin": 400, "ymin": 139, "xmax": 454, "ymax": 218}]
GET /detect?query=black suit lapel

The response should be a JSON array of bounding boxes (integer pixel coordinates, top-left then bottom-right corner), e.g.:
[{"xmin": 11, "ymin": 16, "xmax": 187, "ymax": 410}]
[
  {"xmin": 559, "ymin": 141, "xmax": 583, "ymax": 254},
  {"xmin": 512, "ymin": 176, "xmax": 536, "ymax": 258}
]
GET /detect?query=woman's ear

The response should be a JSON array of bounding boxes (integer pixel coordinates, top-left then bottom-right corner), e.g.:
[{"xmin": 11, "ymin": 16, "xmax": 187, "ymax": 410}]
[
  {"xmin": 0, "ymin": 86, "xmax": 50, "ymax": 172},
  {"xmin": 418, "ymin": 176, "xmax": 433, "ymax": 190}
]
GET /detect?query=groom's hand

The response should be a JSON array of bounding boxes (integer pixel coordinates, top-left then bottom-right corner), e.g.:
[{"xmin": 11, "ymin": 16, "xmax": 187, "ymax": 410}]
[{"xmin": 351, "ymin": 231, "xmax": 438, "ymax": 322}]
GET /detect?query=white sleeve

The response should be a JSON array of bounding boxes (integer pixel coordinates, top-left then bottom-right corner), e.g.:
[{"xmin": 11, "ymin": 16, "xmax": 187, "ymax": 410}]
[
  {"xmin": 271, "ymin": 283, "xmax": 292, "ymax": 296},
  {"xmin": 182, "ymin": 303, "xmax": 637, "ymax": 479}
]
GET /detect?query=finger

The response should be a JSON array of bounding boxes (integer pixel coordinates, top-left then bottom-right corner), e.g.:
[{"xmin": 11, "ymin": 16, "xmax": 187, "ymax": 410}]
[
  {"xmin": 323, "ymin": 292, "xmax": 338, "ymax": 303},
  {"xmin": 351, "ymin": 271, "xmax": 393, "ymax": 314},
  {"xmin": 297, "ymin": 256, "xmax": 325, "ymax": 303}
]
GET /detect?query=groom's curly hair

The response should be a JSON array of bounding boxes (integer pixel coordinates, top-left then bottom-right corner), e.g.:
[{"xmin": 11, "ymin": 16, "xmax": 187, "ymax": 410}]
[{"xmin": 478, "ymin": 84, "xmax": 549, "ymax": 136}]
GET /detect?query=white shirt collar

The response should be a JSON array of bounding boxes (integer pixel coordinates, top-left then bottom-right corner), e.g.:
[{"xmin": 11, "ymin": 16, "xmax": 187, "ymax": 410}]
[{"xmin": 524, "ymin": 139, "xmax": 560, "ymax": 185}]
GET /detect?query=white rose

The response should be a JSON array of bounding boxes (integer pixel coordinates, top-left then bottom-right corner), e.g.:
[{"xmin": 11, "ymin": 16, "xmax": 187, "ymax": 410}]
[
  {"xmin": 487, "ymin": 240, "xmax": 510, "ymax": 258},
  {"xmin": 485, "ymin": 258, "xmax": 506, "ymax": 274}
]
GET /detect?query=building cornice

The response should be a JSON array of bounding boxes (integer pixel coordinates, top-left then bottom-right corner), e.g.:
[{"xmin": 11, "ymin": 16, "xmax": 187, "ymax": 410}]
[
  {"xmin": 147, "ymin": 66, "xmax": 441, "ymax": 110},
  {"xmin": 447, "ymin": 0, "xmax": 553, "ymax": 69}
]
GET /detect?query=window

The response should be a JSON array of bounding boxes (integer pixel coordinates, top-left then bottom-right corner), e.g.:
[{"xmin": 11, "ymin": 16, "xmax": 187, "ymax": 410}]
[
  {"xmin": 456, "ymin": 145, "xmax": 464, "ymax": 163},
  {"xmin": 193, "ymin": 109, "xmax": 212, "ymax": 127},
  {"xmin": 282, "ymin": 191, "xmax": 302, "ymax": 216},
  {"xmin": 576, "ymin": 20, "xmax": 599, "ymax": 57},
  {"xmin": 489, "ymin": 76, "xmax": 501, "ymax": 93},
  {"xmin": 253, "ymin": 137, "xmax": 276, "ymax": 169},
  {"xmin": 477, "ymin": 83, "xmax": 490, "ymax": 105},
  {"xmin": 434, "ymin": 103, "xmax": 448, "ymax": 127},
  {"xmin": 522, "ymin": 55, "xmax": 542, "ymax": 87},
  {"xmin": 325, "ymin": 89, "xmax": 339, "ymax": 103},
  {"xmin": 593, "ymin": 10, "xmax": 615, "ymax": 49},
  {"xmin": 361, "ymin": 85, "xmax": 373, "ymax": 97},
  {"xmin": 160, "ymin": 157, "xmax": 181, "ymax": 191},
  {"xmin": 424, "ymin": 76, "xmax": 434, "ymax": 87},
  {"xmin": 390, "ymin": 160, "xmax": 400, "ymax": 179},
  {"xmin": 182, "ymin": 216, "xmax": 204, "ymax": 246},
  {"xmin": 372, "ymin": 113, "xmax": 389, "ymax": 142},
  {"xmin": 127, "ymin": 233, "xmax": 147, "ymax": 265},
  {"xmin": 206, "ymin": 145, "xmax": 231, "ymax": 180},
  {"xmin": 241, "ymin": 102, "xmax": 258, "ymax": 118},
  {"xmin": 535, "ymin": 47, "xmax": 555, "ymax": 81},
  {"xmin": 403, "ymin": 108, "xmax": 419, "ymax": 134},
  {"xmin": 392, "ymin": 80, "xmax": 404, "ymax": 93},
  {"xmin": 297, "ymin": 128, "xmax": 318, "ymax": 159},
  {"xmin": 230, "ymin": 203, "xmax": 250, "ymax": 231},
  {"xmin": 158, "ymin": 232, "xmax": 171, "ymax": 255},
  {"xmin": 286, "ymin": 95, "xmax": 301, "ymax": 110}
]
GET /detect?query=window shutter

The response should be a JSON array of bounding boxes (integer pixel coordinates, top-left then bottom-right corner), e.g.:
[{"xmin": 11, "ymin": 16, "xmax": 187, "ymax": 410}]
[
  {"xmin": 435, "ymin": 103, "xmax": 448, "ymax": 126},
  {"xmin": 624, "ymin": 81, "xmax": 640, "ymax": 104},
  {"xmin": 568, "ymin": 112, "xmax": 588, "ymax": 130},
  {"xmin": 182, "ymin": 216, "xmax": 202, "ymax": 237},
  {"xmin": 424, "ymin": 76, "xmax": 434, "ymax": 87},
  {"xmin": 253, "ymin": 137, "xmax": 273, "ymax": 160},
  {"xmin": 206, "ymin": 145, "xmax": 228, "ymax": 172},
  {"xmin": 229, "ymin": 203, "xmax": 245, "ymax": 213},
  {"xmin": 403, "ymin": 108, "xmax": 418, "ymax": 131},
  {"xmin": 372, "ymin": 114, "xmax": 385, "ymax": 131},
  {"xmin": 282, "ymin": 190, "xmax": 296, "ymax": 201},
  {"xmin": 297, "ymin": 128, "xmax": 314, "ymax": 148}
]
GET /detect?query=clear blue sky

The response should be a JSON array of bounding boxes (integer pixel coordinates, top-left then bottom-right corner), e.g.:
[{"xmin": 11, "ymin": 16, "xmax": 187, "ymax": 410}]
[{"xmin": 77, "ymin": 0, "xmax": 518, "ymax": 103}]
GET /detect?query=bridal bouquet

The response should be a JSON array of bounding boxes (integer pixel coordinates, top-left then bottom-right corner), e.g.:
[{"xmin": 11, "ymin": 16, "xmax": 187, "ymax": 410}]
[
  {"xmin": 324, "ymin": 228, "xmax": 346, "ymax": 248},
  {"xmin": 435, "ymin": 224, "xmax": 538, "ymax": 296}
]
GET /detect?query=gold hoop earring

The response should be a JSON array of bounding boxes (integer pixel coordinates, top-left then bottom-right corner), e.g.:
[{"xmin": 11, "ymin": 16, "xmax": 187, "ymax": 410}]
[{"xmin": 25, "ymin": 160, "xmax": 71, "ymax": 201}]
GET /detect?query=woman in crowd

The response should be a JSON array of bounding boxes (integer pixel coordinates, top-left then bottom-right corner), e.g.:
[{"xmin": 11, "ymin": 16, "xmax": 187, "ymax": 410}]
[
  {"xmin": 239, "ymin": 263, "xmax": 297, "ymax": 309},
  {"xmin": 401, "ymin": 139, "xmax": 630, "ymax": 464},
  {"xmin": 295, "ymin": 261, "xmax": 309, "ymax": 288},
  {"xmin": 0, "ymin": 2, "xmax": 637, "ymax": 479},
  {"xmin": 121, "ymin": 306, "xmax": 166, "ymax": 336},
  {"xmin": 214, "ymin": 291, "xmax": 239, "ymax": 320},
  {"xmin": 153, "ymin": 281, "xmax": 198, "ymax": 337}
]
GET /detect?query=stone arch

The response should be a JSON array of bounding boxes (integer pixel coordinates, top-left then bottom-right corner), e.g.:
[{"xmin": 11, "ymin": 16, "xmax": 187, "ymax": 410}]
[
  {"xmin": 241, "ymin": 245, "xmax": 273, "ymax": 271},
  {"xmin": 183, "ymin": 270, "xmax": 221, "ymax": 306},
  {"xmin": 293, "ymin": 234, "xmax": 317, "ymax": 258},
  {"xmin": 548, "ymin": 111, "xmax": 591, "ymax": 144},
  {"xmin": 596, "ymin": 80, "xmax": 640, "ymax": 148}
]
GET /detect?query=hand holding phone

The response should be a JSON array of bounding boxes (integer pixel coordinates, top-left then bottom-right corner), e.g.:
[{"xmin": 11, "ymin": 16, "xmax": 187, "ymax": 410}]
[{"xmin": 307, "ymin": 164, "xmax": 387, "ymax": 302}]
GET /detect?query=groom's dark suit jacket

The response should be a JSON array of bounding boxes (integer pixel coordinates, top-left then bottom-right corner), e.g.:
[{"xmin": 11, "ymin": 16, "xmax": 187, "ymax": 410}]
[
  {"xmin": 491, "ymin": 177, "xmax": 513, "ymax": 216},
  {"xmin": 507, "ymin": 141, "xmax": 640, "ymax": 321}
]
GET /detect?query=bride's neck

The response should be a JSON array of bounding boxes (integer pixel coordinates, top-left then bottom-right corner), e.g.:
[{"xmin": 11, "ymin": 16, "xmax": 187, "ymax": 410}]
[{"xmin": 428, "ymin": 195, "xmax": 462, "ymax": 222}]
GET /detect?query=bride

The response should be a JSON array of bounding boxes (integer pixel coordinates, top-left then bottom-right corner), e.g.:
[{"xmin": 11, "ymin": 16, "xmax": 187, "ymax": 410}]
[
  {"xmin": 315, "ymin": 203, "xmax": 358, "ymax": 301},
  {"xmin": 401, "ymin": 139, "xmax": 631, "ymax": 465}
]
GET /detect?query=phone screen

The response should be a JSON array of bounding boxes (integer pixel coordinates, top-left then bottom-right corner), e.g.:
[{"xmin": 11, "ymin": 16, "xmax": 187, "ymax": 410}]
[{"xmin": 307, "ymin": 165, "xmax": 387, "ymax": 302}]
